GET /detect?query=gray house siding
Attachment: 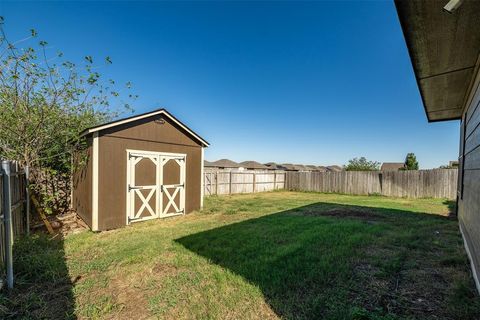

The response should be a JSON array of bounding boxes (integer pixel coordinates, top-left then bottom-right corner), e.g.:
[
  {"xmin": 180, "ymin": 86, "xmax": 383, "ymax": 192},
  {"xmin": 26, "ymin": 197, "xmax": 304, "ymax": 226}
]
[{"xmin": 458, "ymin": 65, "xmax": 480, "ymax": 290}]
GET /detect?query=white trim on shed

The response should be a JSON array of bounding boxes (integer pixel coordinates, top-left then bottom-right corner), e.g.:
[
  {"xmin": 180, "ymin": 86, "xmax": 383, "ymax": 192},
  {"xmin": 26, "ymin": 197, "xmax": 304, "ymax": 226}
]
[{"xmin": 91, "ymin": 132, "xmax": 99, "ymax": 231}]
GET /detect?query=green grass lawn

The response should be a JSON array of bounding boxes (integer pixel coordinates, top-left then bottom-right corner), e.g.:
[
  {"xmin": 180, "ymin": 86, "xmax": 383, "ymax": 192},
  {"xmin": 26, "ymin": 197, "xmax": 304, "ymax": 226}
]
[{"xmin": 1, "ymin": 191, "xmax": 480, "ymax": 319}]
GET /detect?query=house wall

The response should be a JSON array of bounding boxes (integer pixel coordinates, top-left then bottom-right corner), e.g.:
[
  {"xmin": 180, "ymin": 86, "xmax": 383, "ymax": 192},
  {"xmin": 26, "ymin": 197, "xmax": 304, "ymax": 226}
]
[
  {"xmin": 458, "ymin": 63, "xmax": 480, "ymax": 290},
  {"xmin": 72, "ymin": 137, "xmax": 93, "ymax": 228},
  {"xmin": 96, "ymin": 114, "xmax": 203, "ymax": 230}
]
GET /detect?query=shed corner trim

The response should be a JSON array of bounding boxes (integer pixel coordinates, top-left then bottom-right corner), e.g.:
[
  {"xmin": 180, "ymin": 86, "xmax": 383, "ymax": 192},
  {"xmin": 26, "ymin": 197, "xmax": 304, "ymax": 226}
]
[{"xmin": 91, "ymin": 131, "xmax": 99, "ymax": 231}]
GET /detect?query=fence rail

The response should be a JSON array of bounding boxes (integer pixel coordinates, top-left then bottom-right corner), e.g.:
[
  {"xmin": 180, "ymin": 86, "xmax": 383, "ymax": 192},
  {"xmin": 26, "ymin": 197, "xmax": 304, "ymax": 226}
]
[
  {"xmin": 285, "ymin": 169, "xmax": 458, "ymax": 199},
  {"xmin": 204, "ymin": 170, "xmax": 286, "ymax": 196},
  {"xmin": 0, "ymin": 161, "xmax": 29, "ymax": 289}
]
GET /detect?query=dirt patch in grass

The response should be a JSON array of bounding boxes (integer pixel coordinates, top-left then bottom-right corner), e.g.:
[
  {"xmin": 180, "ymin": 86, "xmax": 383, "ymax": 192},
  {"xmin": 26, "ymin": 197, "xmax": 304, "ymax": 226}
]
[
  {"xmin": 74, "ymin": 272, "xmax": 153, "ymax": 320},
  {"xmin": 291, "ymin": 206, "xmax": 384, "ymax": 221},
  {"xmin": 104, "ymin": 276, "xmax": 150, "ymax": 320},
  {"xmin": 81, "ymin": 263, "xmax": 189, "ymax": 319},
  {"xmin": 321, "ymin": 208, "xmax": 383, "ymax": 220},
  {"xmin": 151, "ymin": 262, "xmax": 182, "ymax": 277}
]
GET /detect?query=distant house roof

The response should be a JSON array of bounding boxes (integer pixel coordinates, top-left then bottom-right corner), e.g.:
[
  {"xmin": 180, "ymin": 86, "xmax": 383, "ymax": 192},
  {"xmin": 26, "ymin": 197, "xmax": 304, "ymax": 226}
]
[
  {"xmin": 264, "ymin": 162, "xmax": 286, "ymax": 170},
  {"xmin": 449, "ymin": 161, "xmax": 459, "ymax": 167},
  {"xmin": 281, "ymin": 164, "xmax": 298, "ymax": 171},
  {"xmin": 293, "ymin": 164, "xmax": 309, "ymax": 171},
  {"xmin": 306, "ymin": 165, "xmax": 319, "ymax": 171},
  {"xmin": 316, "ymin": 166, "xmax": 327, "ymax": 172},
  {"xmin": 204, "ymin": 160, "xmax": 215, "ymax": 167},
  {"xmin": 381, "ymin": 162, "xmax": 405, "ymax": 171},
  {"xmin": 239, "ymin": 161, "xmax": 269, "ymax": 170},
  {"xmin": 327, "ymin": 165, "xmax": 343, "ymax": 172},
  {"xmin": 210, "ymin": 159, "xmax": 242, "ymax": 168}
]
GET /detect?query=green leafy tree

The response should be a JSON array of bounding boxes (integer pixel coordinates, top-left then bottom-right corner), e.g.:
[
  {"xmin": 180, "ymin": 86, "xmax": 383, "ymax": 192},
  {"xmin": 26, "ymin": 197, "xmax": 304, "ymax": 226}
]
[
  {"xmin": 0, "ymin": 18, "xmax": 137, "ymax": 172},
  {"xmin": 404, "ymin": 153, "xmax": 419, "ymax": 170},
  {"xmin": 0, "ymin": 18, "xmax": 137, "ymax": 213},
  {"xmin": 345, "ymin": 157, "xmax": 380, "ymax": 171}
]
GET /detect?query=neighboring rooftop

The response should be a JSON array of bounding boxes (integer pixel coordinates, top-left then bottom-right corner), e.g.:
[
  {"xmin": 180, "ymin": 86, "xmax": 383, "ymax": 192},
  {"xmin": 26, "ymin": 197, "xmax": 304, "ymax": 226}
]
[
  {"xmin": 381, "ymin": 162, "xmax": 405, "ymax": 171},
  {"xmin": 239, "ymin": 161, "xmax": 269, "ymax": 170},
  {"xmin": 209, "ymin": 159, "xmax": 242, "ymax": 168},
  {"xmin": 449, "ymin": 160, "xmax": 459, "ymax": 168},
  {"xmin": 204, "ymin": 160, "xmax": 215, "ymax": 167},
  {"xmin": 327, "ymin": 165, "xmax": 343, "ymax": 172},
  {"xmin": 281, "ymin": 164, "xmax": 298, "ymax": 171},
  {"xmin": 206, "ymin": 160, "xmax": 342, "ymax": 172},
  {"xmin": 264, "ymin": 162, "xmax": 287, "ymax": 170},
  {"xmin": 294, "ymin": 164, "xmax": 309, "ymax": 171}
]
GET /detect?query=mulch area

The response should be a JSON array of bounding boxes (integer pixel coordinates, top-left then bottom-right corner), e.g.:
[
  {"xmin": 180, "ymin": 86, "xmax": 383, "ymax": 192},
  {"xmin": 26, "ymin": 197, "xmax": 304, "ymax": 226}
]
[{"xmin": 31, "ymin": 210, "xmax": 88, "ymax": 237}]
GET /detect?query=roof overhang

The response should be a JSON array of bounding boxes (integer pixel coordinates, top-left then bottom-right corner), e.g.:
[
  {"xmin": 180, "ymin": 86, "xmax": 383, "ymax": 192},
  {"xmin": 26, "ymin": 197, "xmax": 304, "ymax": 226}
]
[
  {"xmin": 395, "ymin": 0, "xmax": 480, "ymax": 122},
  {"xmin": 80, "ymin": 108, "xmax": 209, "ymax": 147}
]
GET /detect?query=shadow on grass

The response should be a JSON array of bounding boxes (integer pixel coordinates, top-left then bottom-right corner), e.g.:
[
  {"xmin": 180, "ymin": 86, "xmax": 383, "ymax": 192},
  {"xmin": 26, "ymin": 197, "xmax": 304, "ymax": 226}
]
[
  {"xmin": 0, "ymin": 234, "xmax": 75, "ymax": 319},
  {"xmin": 443, "ymin": 199, "xmax": 457, "ymax": 217},
  {"xmin": 176, "ymin": 202, "xmax": 479, "ymax": 320}
]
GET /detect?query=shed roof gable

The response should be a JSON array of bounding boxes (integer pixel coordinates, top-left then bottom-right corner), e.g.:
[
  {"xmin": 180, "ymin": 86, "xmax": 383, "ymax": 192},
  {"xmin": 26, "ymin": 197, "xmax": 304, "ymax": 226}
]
[{"xmin": 80, "ymin": 108, "xmax": 209, "ymax": 147}]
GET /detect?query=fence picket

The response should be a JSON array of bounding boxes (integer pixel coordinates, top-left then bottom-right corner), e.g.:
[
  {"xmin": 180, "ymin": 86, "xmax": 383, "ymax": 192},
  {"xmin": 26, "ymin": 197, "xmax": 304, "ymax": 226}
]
[
  {"xmin": 204, "ymin": 170, "xmax": 286, "ymax": 195},
  {"xmin": 284, "ymin": 169, "xmax": 457, "ymax": 199}
]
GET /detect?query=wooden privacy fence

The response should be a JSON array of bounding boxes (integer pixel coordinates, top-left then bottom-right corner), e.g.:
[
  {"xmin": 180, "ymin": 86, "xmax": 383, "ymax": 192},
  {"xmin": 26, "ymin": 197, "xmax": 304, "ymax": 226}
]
[
  {"xmin": 204, "ymin": 170, "xmax": 286, "ymax": 196},
  {"xmin": 0, "ymin": 161, "xmax": 30, "ymax": 289},
  {"xmin": 285, "ymin": 169, "xmax": 458, "ymax": 199}
]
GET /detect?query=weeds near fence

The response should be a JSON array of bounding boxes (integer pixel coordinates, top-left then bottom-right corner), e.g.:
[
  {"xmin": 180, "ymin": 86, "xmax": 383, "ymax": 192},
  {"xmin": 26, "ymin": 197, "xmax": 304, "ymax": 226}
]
[{"xmin": 0, "ymin": 235, "xmax": 75, "ymax": 319}]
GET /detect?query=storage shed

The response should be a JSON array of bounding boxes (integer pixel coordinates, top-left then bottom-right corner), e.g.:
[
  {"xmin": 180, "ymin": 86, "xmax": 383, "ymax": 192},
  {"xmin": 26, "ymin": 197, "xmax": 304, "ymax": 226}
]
[{"xmin": 72, "ymin": 109, "xmax": 209, "ymax": 231}]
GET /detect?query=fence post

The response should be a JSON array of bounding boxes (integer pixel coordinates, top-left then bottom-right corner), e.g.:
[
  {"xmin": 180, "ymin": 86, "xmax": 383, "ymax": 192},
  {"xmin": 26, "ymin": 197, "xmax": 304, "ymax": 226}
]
[
  {"xmin": 229, "ymin": 171, "xmax": 232, "ymax": 195},
  {"xmin": 215, "ymin": 171, "xmax": 218, "ymax": 195},
  {"xmin": 252, "ymin": 172, "xmax": 256, "ymax": 193},
  {"xmin": 273, "ymin": 172, "xmax": 276, "ymax": 190},
  {"xmin": 210, "ymin": 172, "xmax": 213, "ymax": 196},
  {"xmin": 2, "ymin": 161, "xmax": 14, "ymax": 289},
  {"xmin": 25, "ymin": 166, "xmax": 30, "ymax": 236}
]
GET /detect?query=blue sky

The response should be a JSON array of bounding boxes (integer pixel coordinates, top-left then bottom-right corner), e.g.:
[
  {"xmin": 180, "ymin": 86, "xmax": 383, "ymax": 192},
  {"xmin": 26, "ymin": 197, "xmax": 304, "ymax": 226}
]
[{"xmin": 3, "ymin": 1, "xmax": 459, "ymax": 168}]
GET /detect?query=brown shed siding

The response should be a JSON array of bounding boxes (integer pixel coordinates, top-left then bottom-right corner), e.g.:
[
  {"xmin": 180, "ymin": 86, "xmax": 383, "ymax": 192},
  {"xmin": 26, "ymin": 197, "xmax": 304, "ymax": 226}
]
[
  {"xmin": 458, "ymin": 65, "xmax": 480, "ymax": 288},
  {"xmin": 72, "ymin": 137, "xmax": 93, "ymax": 228},
  {"xmin": 96, "ymin": 114, "xmax": 202, "ymax": 230}
]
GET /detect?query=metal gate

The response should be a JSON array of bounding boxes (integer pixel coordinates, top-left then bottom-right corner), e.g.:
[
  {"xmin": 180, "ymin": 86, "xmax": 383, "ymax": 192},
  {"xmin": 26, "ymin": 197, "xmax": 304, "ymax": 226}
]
[
  {"xmin": 1, "ymin": 161, "xmax": 30, "ymax": 289},
  {"xmin": 126, "ymin": 150, "xmax": 186, "ymax": 224}
]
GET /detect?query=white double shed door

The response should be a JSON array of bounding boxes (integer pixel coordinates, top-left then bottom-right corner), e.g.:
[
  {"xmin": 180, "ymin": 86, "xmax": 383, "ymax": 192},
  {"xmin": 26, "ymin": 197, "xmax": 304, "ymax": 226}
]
[{"xmin": 126, "ymin": 149, "xmax": 186, "ymax": 224}]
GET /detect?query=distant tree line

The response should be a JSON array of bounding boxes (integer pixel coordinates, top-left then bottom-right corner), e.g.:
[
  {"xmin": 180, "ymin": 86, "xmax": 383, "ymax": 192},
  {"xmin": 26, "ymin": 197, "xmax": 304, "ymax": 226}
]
[
  {"xmin": 345, "ymin": 153, "xmax": 420, "ymax": 171},
  {"xmin": 345, "ymin": 157, "xmax": 380, "ymax": 171}
]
